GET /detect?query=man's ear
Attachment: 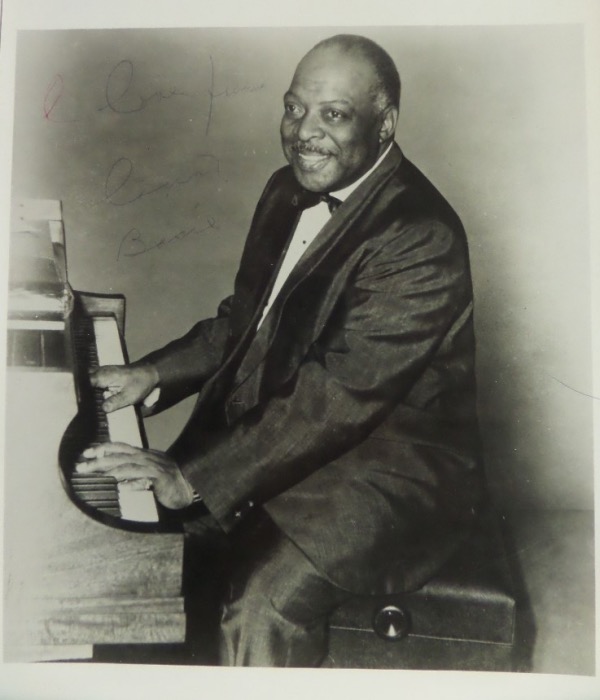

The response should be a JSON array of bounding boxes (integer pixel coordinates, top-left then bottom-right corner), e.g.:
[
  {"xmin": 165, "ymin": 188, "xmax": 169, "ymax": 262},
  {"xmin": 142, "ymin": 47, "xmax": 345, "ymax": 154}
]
[{"xmin": 378, "ymin": 106, "xmax": 398, "ymax": 143}]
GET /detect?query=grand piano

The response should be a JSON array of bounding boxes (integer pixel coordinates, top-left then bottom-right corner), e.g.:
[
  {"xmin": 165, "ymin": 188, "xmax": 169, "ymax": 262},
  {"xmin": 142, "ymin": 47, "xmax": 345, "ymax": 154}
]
[{"xmin": 4, "ymin": 199, "xmax": 186, "ymax": 662}]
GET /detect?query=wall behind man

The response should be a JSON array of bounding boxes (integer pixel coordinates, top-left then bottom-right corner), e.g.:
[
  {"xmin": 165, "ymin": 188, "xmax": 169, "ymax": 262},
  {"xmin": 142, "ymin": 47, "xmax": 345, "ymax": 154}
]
[{"xmin": 10, "ymin": 25, "xmax": 592, "ymax": 510}]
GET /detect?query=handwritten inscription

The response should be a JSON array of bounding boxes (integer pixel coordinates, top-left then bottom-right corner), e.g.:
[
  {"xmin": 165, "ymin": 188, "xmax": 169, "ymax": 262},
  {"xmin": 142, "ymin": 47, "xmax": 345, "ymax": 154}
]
[
  {"xmin": 117, "ymin": 216, "xmax": 219, "ymax": 260},
  {"xmin": 100, "ymin": 59, "xmax": 189, "ymax": 114},
  {"xmin": 104, "ymin": 155, "xmax": 220, "ymax": 206},
  {"xmin": 42, "ymin": 56, "xmax": 263, "ymax": 261},
  {"xmin": 43, "ymin": 74, "xmax": 64, "ymax": 120},
  {"xmin": 206, "ymin": 55, "xmax": 265, "ymax": 135},
  {"xmin": 43, "ymin": 74, "xmax": 78, "ymax": 123},
  {"xmin": 44, "ymin": 58, "xmax": 265, "ymax": 123}
]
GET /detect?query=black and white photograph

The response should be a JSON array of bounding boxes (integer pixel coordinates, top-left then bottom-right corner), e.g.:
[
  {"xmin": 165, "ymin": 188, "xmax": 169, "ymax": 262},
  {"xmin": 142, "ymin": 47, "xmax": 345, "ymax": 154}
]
[{"xmin": 1, "ymin": 2, "xmax": 598, "ymax": 699}]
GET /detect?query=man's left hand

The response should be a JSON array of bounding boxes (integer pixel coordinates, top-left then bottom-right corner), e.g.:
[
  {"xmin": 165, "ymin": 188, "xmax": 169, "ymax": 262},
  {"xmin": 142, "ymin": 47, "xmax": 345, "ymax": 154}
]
[{"xmin": 76, "ymin": 442, "xmax": 195, "ymax": 510}]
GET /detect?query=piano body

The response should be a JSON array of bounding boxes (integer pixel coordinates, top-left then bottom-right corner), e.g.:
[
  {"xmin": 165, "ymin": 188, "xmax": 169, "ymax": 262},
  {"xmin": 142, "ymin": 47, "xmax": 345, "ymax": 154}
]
[{"xmin": 4, "ymin": 199, "xmax": 186, "ymax": 662}]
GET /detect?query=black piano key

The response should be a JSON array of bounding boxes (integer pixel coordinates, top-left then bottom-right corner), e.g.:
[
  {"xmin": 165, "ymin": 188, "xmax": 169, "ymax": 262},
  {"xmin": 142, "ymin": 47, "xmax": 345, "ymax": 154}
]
[
  {"xmin": 74, "ymin": 493, "xmax": 119, "ymax": 502},
  {"xmin": 73, "ymin": 488, "xmax": 119, "ymax": 498},
  {"xmin": 72, "ymin": 487, "xmax": 116, "ymax": 492},
  {"xmin": 87, "ymin": 507, "xmax": 121, "ymax": 517},
  {"xmin": 73, "ymin": 488, "xmax": 119, "ymax": 497},
  {"xmin": 71, "ymin": 476, "xmax": 117, "ymax": 485},
  {"xmin": 79, "ymin": 499, "xmax": 120, "ymax": 508}
]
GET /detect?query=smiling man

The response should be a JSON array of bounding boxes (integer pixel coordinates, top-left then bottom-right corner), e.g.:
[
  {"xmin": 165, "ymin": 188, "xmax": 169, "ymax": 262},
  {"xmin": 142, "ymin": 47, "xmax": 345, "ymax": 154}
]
[{"xmin": 81, "ymin": 35, "xmax": 486, "ymax": 667}]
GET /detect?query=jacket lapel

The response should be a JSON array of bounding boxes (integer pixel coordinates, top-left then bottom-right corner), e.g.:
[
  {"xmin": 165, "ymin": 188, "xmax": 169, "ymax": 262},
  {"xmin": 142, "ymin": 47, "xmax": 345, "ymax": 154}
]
[{"xmin": 226, "ymin": 145, "xmax": 405, "ymax": 417}]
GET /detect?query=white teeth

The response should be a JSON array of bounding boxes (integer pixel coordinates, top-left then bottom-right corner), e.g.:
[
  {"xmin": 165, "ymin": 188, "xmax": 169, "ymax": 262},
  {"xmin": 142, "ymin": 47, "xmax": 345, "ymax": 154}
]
[{"xmin": 297, "ymin": 152, "xmax": 330, "ymax": 169}]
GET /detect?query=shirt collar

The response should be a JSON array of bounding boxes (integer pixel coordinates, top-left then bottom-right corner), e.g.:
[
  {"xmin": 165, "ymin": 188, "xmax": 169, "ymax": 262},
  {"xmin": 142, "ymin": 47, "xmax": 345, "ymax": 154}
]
[{"xmin": 330, "ymin": 142, "xmax": 394, "ymax": 202}]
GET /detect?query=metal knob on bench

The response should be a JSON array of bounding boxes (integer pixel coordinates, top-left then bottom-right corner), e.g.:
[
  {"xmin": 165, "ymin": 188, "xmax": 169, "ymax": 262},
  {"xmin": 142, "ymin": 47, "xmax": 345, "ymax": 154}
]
[{"xmin": 372, "ymin": 604, "xmax": 411, "ymax": 641}]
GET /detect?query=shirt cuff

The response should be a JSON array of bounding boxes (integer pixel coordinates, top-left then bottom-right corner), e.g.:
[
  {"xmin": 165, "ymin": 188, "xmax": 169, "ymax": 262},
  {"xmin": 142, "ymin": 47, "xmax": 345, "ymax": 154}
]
[{"xmin": 143, "ymin": 386, "xmax": 161, "ymax": 408}]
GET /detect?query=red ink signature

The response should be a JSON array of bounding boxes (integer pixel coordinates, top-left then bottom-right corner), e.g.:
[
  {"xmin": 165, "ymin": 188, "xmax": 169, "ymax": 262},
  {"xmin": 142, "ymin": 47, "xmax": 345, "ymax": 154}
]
[{"xmin": 43, "ymin": 74, "xmax": 65, "ymax": 121}]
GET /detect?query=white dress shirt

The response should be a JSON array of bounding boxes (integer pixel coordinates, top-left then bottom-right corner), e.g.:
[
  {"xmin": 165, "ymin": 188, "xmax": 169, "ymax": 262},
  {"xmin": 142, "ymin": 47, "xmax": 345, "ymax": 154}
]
[{"xmin": 257, "ymin": 143, "xmax": 393, "ymax": 329}]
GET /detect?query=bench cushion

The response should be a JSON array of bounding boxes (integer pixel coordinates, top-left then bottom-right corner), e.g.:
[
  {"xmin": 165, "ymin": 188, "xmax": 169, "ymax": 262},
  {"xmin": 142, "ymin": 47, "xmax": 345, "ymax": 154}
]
[{"xmin": 327, "ymin": 510, "xmax": 516, "ymax": 670}]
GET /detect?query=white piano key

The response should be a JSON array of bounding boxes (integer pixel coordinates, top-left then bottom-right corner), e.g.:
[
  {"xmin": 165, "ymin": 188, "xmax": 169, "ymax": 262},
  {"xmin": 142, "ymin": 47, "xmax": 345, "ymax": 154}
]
[
  {"xmin": 93, "ymin": 316, "xmax": 159, "ymax": 522},
  {"xmin": 117, "ymin": 484, "xmax": 159, "ymax": 523}
]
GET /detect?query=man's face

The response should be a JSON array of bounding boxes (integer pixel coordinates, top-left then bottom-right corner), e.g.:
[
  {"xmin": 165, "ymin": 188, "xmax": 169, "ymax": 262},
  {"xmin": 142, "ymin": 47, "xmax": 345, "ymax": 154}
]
[{"xmin": 280, "ymin": 47, "xmax": 388, "ymax": 193}]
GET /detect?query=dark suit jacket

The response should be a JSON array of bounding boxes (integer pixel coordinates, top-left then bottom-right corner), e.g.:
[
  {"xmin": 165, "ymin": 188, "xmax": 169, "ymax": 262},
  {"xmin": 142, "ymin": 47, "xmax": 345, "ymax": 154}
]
[{"xmin": 143, "ymin": 143, "xmax": 486, "ymax": 595}]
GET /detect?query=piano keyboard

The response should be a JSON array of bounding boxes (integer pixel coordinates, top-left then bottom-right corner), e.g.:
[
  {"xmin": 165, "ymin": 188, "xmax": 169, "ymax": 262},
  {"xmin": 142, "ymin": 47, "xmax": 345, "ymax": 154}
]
[{"xmin": 70, "ymin": 315, "xmax": 159, "ymax": 523}]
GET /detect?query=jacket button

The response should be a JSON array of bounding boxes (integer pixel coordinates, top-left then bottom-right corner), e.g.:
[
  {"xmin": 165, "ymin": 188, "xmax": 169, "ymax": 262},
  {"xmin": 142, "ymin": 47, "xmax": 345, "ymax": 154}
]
[{"xmin": 233, "ymin": 500, "xmax": 254, "ymax": 519}]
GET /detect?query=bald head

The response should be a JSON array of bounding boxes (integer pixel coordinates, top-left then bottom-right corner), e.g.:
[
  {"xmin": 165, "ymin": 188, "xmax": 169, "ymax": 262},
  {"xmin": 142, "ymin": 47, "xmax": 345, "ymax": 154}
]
[{"xmin": 310, "ymin": 35, "xmax": 401, "ymax": 112}]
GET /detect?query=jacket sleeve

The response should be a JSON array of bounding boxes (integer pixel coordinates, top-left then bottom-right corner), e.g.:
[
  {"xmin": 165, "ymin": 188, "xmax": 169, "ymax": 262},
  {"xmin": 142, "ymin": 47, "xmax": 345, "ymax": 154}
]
[
  {"xmin": 139, "ymin": 169, "xmax": 287, "ymax": 414},
  {"xmin": 176, "ymin": 219, "xmax": 474, "ymax": 530},
  {"xmin": 139, "ymin": 295, "xmax": 233, "ymax": 412}
]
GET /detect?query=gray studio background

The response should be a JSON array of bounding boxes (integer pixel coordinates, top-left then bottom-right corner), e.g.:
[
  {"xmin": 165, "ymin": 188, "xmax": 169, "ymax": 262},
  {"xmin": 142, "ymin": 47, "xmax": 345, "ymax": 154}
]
[{"xmin": 10, "ymin": 25, "xmax": 592, "ymax": 514}]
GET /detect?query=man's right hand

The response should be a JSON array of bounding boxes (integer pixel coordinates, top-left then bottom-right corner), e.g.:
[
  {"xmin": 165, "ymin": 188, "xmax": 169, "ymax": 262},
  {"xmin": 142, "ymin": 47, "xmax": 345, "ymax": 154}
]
[{"xmin": 90, "ymin": 362, "xmax": 159, "ymax": 413}]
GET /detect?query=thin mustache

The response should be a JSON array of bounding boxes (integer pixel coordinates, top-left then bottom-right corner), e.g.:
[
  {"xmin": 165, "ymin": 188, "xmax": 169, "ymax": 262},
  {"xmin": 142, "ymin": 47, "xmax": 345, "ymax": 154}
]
[{"xmin": 291, "ymin": 142, "xmax": 332, "ymax": 156}]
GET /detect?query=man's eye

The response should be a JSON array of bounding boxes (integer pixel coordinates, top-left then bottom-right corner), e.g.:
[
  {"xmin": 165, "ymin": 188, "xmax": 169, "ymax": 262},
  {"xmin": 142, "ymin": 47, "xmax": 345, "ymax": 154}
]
[
  {"xmin": 325, "ymin": 109, "xmax": 345, "ymax": 121},
  {"xmin": 285, "ymin": 103, "xmax": 301, "ymax": 115}
]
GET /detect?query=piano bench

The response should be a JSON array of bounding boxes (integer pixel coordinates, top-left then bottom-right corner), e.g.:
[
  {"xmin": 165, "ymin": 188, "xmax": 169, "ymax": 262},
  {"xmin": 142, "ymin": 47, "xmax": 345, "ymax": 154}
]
[{"xmin": 325, "ymin": 511, "xmax": 517, "ymax": 671}]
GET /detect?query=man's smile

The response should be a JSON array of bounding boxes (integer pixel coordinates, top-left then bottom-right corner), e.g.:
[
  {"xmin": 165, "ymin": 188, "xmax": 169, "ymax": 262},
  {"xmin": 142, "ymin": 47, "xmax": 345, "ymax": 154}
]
[
  {"xmin": 296, "ymin": 151, "xmax": 331, "ymax": 171},
  {"xmin": 291, "ymin": 144, "xmax": 334, "ymax": 172}
]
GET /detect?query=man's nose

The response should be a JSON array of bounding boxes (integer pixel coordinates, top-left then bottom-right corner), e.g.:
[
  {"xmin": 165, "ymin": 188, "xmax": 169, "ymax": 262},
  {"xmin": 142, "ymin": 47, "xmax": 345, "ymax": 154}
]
[{"xmin": 296, "ymin": 111, "xmax": 324, "ymax": 141}]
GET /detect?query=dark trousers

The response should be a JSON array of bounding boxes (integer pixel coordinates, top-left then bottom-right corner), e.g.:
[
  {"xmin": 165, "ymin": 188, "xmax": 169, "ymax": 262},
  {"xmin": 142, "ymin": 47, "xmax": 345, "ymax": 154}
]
[{"xmin": 183, "ymin": 509, "xmax": 350, "ymax": 667}]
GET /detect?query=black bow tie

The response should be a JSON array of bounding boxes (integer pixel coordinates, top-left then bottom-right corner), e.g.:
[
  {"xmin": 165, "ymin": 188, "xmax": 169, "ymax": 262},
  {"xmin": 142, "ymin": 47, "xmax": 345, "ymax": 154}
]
[
  {"xmin": 292, "ymin": 191, "xmax": 342, "ymax": 214},
  {"xmin": 321, "ymin": 193, "xmax": 342, "ymax": 214}
]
